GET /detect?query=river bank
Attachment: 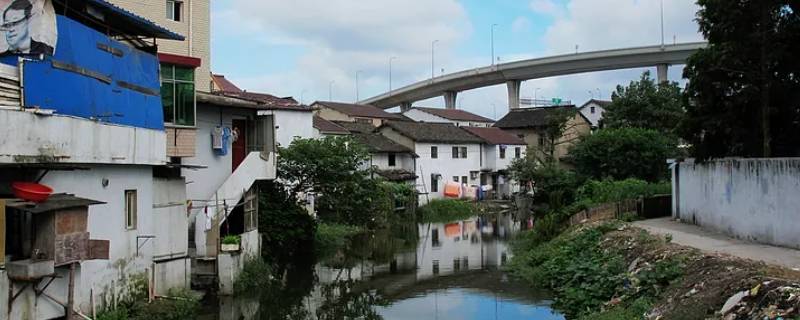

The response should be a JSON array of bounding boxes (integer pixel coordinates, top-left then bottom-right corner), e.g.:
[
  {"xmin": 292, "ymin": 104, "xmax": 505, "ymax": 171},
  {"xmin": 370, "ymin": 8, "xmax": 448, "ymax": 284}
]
[{"xmin": 509, "ymin": 220, "xmax": 800, "ymax": 319}]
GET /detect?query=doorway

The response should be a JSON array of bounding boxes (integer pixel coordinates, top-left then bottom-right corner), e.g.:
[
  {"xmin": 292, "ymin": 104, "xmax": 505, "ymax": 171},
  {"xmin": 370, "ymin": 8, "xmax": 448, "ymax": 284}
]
[{"xmin": 232, "ymin": 119, "xmax": 248, "ymax": 172}]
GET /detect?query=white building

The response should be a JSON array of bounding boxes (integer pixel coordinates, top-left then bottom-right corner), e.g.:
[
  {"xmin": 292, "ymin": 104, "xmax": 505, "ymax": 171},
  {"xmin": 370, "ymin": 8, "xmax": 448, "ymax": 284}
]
[
  {"xmin": 378, "ymin": 122, "xmax": 484, "ymax": 203},
  {"xmin": 578, "ymin": 99, "xmax": 610, "ymax": 129},
  {"xmin": 402, "ymin": 107, "xmax": 495, "ymax": 127},
  {"xmin": 462, "ymin": 127, "xmax": 528, "ymax": 199}
]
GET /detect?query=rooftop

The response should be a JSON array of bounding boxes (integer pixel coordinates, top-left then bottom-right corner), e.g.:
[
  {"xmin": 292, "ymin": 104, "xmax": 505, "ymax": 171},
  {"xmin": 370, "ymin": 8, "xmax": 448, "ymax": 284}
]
[
  {"xmin": 211, "ymin": 74, "xmax": 243, "ymax": 93},
  {"xmin": 493, "ymin": 106, "xmax": 579, "ymax": 129},
  {"xmin": 579, "ymin": 99, "xmax": 612, "ymax": 109},
  {"xmin": 410, "ymin": 107, "xmax": 494, "ymax": 123},
  {"xmin": 333, "ymin": 121, "xmax": 376, "ymax": 134},
  {"xmin": 462, "ymin": 127, "xmax": 526, "ymax": 145},
  {"xmin": 57, "ymin": 0, "xmax": 184, "ymax": 41},
  {"xmin": 380, "ymin": 121, "xmax": 484, "ymax": 144},
  {"xmin": 353, "ymin": 133, "xmax": 416, "ymax": 154},
  {"xmin": 314, "ymin": 101, "xmax": 405, "ymax": 120},
  {"xmin": 313, "ymin": 116, "xmax": 349, "ymax": 135},
  {"xmin": 222, "ymin": 91, "xmax": 310, "ymax": 111}
]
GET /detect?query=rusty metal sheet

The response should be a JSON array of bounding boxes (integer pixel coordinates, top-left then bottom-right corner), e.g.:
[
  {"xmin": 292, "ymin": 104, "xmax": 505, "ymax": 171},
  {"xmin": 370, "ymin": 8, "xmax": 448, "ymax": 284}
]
[
  {"xmin": 54, "ymin": 232, "xmax": 89, "ymax": 266},
  {"xmin": 55, "ymin": 208, "xmax": 88, "ymax": 235},
  {"xmin": 88, "ymin": 239, "xmax": 110, "ymax": 260}
]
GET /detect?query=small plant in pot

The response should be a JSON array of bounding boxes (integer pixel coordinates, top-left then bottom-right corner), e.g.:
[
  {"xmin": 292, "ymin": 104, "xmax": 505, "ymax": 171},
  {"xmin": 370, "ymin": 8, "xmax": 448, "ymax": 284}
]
[{"xmin": 221, "ymin": 235, "xmax": 241, "ymax": 252}]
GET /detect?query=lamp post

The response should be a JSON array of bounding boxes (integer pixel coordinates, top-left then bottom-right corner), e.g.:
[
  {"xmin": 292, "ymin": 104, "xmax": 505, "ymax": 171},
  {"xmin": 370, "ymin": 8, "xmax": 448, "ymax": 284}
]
[
  {"xmin": 491, "ymin": 23, "xmax": 499, "ymax": 65},
  {"xmin": 389, "ymin": 56, "xmax": 397, "ymax": 93},
  {"xmin": 355, "ymin": 70, "xmax": 362, "ymax": 102},
  {"xmin": 431, "ymin": 40, "xmax": 439, "ymax": 81},
  {"xmin": 533, "ymin": 87, "xmax": 541, "ymax": 107},
  {"xmin": 328, "ymin": 80, "xmax": 335, "ymax": 101},
  {"xmin": 660, "ymin": 0, "xmax": 665, "ymax": 48}
]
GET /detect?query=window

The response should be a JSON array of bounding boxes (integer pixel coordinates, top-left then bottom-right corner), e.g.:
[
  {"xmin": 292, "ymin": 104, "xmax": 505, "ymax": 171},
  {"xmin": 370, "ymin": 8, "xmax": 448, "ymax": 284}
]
[
  {"xmin": 125, "ymin": 190, "xmax": 137, "ymax": 230},
  {"xmin": 452, "ymin": 146, "xmax": 467, "ymax": 159},
  {"xmin": 462, "ymin": 176, "xmax": 468, "ymax": 184},
  {"xmin": 453, "ymin": 176, "xmax": 459, "ymax": 183},
  {"xmin": 431, "ymin": 146, "xmax": 438, "ymax": 159},
  {"xmin": 388, "ymin": 153, "xmax": 396, "ymax": 167},
  {"xmin": 161, "ymin": 63, "xmax": 195, "ymax": 126},
  {"xmin": 590, "ymin": 106, "xmax": 596, "ymax": 114},
  {"xmin": 499, "ymin": 146, "xmax": 506, "ymax": 159},
  {"xmin": 166, "ymin": 0, "xmax": 182, "ymax": 21},
  {"xmin": 460, "ymin": 147, "xmax": 467, "ymax": 158},
  {"xmin": 431, "ymin": 175, "xmax": 438, "ymax": 192},
  {"xmin": 515, "ymin": 147, "xmax": 521, "ymax": 159},
  {"xmin": 452, "ymin": 146, "xmax": 459, "ymax": 159},
  {"xmin": 538, "ymin": 135, "xmax": 546, "ymax": 147}
]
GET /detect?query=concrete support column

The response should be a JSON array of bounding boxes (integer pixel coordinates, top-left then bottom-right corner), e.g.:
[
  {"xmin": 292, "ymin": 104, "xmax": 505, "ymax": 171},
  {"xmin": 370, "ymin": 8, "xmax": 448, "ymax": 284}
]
[
  {"xmin": 400, "ymin": 101, "xmax": 413, "ymax": 112},
  {"xmin": 657, "ymin": 64, "xmax": 669, "ymax": 83},
  {"xmin": 444, "ymin": 91, "xmax": 458, "ymax": 110},
  {"xmin": 506, "ymin": 80, "xmax": 522, "ymax": 109}
]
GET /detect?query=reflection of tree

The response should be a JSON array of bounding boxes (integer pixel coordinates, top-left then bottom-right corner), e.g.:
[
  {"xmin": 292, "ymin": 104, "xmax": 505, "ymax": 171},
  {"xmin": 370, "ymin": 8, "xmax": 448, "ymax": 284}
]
[
  {"xmin": 316, "ymin": 279, "xmax": 388, "ymax": 320},
  {"xmin": 256, "ymin": 252, "xmax": 317, "ymax": 320},
  {"xmin": 321, "ymin": 217, "xmax": 419, "ymax": 269}
]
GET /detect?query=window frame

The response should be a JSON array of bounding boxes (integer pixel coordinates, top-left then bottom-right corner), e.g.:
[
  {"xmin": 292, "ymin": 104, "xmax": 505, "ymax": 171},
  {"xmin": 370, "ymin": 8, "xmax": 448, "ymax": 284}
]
[
  {"xmin": 160, "ymin": 63, "xmax": 196, "ymax": 127},
  {"xmin": 515, "ymin": 147, "xmax": 521, "ymax": 159},
  {"xmin": 462, "ymin": 176, "xmax": 468, "ymax": 184},
  {"xmin": 590, "ymin": 106, "xmax": 596, "ymax": 114},
  {"xmin": 124, "ymin": 190, "xmax": 137, "ymax": 230},
  {"xmin": 388, "ymin": 153, "xmax": 396, "ymax": 167},
  {"xmin": 499, "ymin": 145, "xmax": 506, "ymax": 159},
  {"xmin": 460, "ymin": 147, "xmax": 467, "ymax": 159},
  {"xmin": 453, "ymin": 176, "xmax": 459, "ymax": 183},
  {"xmin": 430, "ymin": 146, "xmax": 438, "ymax": 159},
  {"xmin": 430, "ymin": 175, "xmax": 438, "ymax": 192},
  {"xmin": 166, "ymin": 0, "xmax": 182, "ymax": 22}
]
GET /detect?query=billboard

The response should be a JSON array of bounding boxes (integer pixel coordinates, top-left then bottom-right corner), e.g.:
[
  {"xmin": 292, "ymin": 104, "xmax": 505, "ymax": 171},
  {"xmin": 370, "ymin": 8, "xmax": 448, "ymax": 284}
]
[{"xmin": 0, "ymin": 0, "xmax": 56, "ymax": 56}]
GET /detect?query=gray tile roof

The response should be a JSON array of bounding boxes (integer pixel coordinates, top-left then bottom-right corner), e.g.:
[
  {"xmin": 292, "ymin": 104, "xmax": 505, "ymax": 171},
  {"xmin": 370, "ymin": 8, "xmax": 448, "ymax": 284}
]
[
  {"xmin": 493, "ymin": 106, "xmax": 578, "ymax": 129},
  {"xmin": 381, "ymin": 121, "xmax": 484, "ymax": 144},
  {"xmin": 352, "ymin": 133, "xmax": 415, "ymax": 154}
]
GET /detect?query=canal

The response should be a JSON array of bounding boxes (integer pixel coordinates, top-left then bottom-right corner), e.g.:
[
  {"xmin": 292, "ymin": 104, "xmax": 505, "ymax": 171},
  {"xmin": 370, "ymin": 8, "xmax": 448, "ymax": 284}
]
[{"xmin": 202, "ymin": 211, "xmax": 564, "ymax": 320}]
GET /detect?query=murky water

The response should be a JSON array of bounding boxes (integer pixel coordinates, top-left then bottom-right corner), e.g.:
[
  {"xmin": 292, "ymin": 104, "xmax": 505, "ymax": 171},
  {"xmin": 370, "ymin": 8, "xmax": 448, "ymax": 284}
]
[{"xmin": 201, "ymin": 212, "xmax": 563, "ymax": 320}]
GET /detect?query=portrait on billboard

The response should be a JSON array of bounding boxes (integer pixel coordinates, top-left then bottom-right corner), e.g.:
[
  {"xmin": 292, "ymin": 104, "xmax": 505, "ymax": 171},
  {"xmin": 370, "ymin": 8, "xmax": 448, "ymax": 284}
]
[{"xmin": 0, "ymin": 0, "xmax": 56, "ymax": 56}]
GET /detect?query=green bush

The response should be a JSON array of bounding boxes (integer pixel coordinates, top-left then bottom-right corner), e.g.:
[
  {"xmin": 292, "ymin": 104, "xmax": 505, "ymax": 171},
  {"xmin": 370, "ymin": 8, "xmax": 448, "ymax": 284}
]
[
  {"xmin": 315, "ymin": 223, "xmax": 365, "ymax": 256},
  {"xmin": 96, "ymin": 289, "xmax": 199, "ymax": 320},
  {"xmin": 576, "ymin": 179, "xmax": 671, "ymax": 204},
  {"xmin": 221, "ymin": 235, "xmax": 241, "ymax": 245},
  {"xmin": 417, "ymin": 199, "xmax": 477, "ymax": 223},
  {"xmin": 234, "ymin": 257, "xmax": 273, "ymax": 294},
  {"xmin": 569, "ymin": 128, "xmax": 678, "ymax": 182}
]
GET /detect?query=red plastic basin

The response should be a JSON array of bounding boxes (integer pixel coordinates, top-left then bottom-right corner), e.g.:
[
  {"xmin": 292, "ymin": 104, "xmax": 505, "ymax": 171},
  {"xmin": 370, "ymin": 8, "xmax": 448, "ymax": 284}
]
[{"xmin": 11, "ymin": 182, "xmax": 53, "ymax": 203}]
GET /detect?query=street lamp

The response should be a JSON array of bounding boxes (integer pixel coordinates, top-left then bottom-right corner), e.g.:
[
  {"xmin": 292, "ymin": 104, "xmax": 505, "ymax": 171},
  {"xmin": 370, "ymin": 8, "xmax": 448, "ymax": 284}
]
[
  {"xmin": 329, "ymin": 80, "xmax": 335, "ymax": 101},
  {"xmin": 660, "ymin": 0, "xmax": 665, "ymax": 47},
  {"xmin": 491, "ymin": 23, "xmax": 499, "ymax": 65},
  {"xmin": 533, "ymin": 87, "xmax": 541, "ymax": 107},
  {"xmin": 431, "ymin": 40, "xmax": 439, "ymax": 81},
  {"xmin": 389, "ymin": 56, "xmax": 397, "ymax": 93},
  {"xmin": 355, "ymin": 70, "xmax": 363, "ymax": 102}
]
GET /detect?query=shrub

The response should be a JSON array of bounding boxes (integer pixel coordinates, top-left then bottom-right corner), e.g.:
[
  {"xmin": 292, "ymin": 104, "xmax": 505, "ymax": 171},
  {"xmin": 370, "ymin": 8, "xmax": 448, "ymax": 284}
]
[
  {"xmin": 417, "ymin": 199, "xmax": 477, "ymax": 223},
  {"xmin": 576, "ymin": 179, "xmax": 671, "ymax": 204},
  {"xmin": 234, "ymin": 257, "xmax": 273, "ymax": 294},
  {"xmin": 96, "ymin": 289, "xmax": 199, "ymax": 320},
  {"xmin": 569, "ymin": 128, "xmax": 678, "ymax": 182},
  {"xmin": 315, "ymin": 223, "xmax": 365, "ymax": 256}
]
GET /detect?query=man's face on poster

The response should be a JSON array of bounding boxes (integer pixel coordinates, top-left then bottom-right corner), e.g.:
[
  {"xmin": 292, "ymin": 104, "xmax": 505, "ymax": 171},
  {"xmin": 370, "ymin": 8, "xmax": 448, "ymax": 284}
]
[{"xmin": 3, "ymin": 8, "xmax": 30, "ymax": 50}]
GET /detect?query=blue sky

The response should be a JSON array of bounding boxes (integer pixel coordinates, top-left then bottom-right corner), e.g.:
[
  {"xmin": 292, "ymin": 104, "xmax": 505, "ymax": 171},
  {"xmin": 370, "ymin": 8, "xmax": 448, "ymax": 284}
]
[{"xmin": 211, "ymin": 0, "xmax": 703, "ymax": 118}]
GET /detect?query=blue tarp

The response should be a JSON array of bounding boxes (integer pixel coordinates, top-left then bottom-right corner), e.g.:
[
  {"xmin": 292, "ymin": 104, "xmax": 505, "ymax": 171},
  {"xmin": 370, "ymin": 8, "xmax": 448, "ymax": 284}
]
[{"xmin": 20, "ymin": 15, "xmax": 164, "ymax": 130}]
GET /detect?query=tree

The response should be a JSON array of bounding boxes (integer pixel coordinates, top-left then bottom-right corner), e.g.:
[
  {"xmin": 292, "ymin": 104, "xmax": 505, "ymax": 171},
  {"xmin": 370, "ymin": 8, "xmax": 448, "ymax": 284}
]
[
  {"xmin": 278, "ymin": 136, "xmax": 371, "ymax": 196},
  {"xmin": 602, "ymin": 71, "xmax": 685, "ymax": 136},
  {"xmin": 508, "ymin": 155, "xmax": 581, "ymax": 212},
  {"xmin": 682, "ymin": 0, "xmax": 800, "ymax": 159},
  {"xmin": 532, "ymin": 107, "xmax": 582, "ymax": 165},
  {"xmin": 568, "ymin": 128, "xmax": 678, "ymax": 182}
]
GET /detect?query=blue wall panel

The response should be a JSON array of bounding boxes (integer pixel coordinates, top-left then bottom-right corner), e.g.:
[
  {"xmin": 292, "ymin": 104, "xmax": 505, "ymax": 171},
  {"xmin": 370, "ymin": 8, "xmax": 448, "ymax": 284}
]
[{"xmin": 21, "ymin": 15, "xmax": 164, "ymax": 130}]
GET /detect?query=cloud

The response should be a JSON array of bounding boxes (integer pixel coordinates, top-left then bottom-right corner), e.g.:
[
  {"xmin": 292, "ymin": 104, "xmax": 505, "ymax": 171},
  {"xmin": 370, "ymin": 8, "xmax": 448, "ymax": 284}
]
[
  {"xmin": 511, "ymin": 17, "xmax": 532, "ymax": 33},
  {"xmin": 530, "ymin": 0, "xmax": 562, "ymax": 17},
  {"xmin": 220, "ymin": 0, "xmax": 472, "ymax": 102}
]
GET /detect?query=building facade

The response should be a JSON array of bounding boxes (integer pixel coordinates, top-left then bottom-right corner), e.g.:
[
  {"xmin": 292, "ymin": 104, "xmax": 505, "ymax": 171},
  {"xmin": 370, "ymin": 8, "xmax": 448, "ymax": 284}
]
[
  {"xmin": 403, "ymin": 107, "xmax": 494, "ymax": 127},
  {"xmin": 578, "ymin": 99, "xmax": 610, "ymax": 129},
  {"xmin": 494, "ymin": 106, "xmax": 592, "ymax": 164},
  {"xmin": 313, "ymin": 101, "xmax": 406, "ymax": 127},
  {"xmin": 462, "ymin": 127, "xmax": 527, "ymax": 199}
]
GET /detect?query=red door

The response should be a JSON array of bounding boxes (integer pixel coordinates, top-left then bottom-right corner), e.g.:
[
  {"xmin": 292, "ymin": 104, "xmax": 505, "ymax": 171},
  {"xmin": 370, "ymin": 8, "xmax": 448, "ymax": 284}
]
[{"xmin": 232, "ymin": 119, "xmax": 247, "ymax": 172}]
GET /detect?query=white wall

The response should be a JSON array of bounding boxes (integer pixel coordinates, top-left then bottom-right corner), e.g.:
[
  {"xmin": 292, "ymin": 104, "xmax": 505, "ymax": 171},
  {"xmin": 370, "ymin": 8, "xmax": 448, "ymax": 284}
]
[
  {"xmin": 369, "ymin": 153, "xmax": 415, "ymax": 172},
  {"xmin": 402, "ymin": 109, "xmax": 492, "ymax": 127},
  {"xmin": 674, "ymin": 158, "xmax": 800, "ymax": 249},
  {"xmin": 414, "ymin": 142, "xmax": 481, "ymax": 202},
  {"xmin": 580, "ymin": 102, "xmax": 605, "ymax": 127},
  {"xmin": 259, "ymin": 110, "xmax": 315, "ymax": 148}
]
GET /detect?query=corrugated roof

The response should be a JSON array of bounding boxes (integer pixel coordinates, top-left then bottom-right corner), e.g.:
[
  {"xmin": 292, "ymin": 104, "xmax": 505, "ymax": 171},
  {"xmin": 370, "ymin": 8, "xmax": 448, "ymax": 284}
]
[
  {"xmin": 313, "ymin": 116, "xmax": 349, "ymax": 134},
  {"xmin": 332, "ymin": 121, "xmax": 376, "ymax": 134},
  {"xmin": 462, "ymin": 127, "xmax": 526, "ymax": 145},
  {"xmin": 211, "ymin": 74, "xmax": 243, "ymax": 93},
  {"xmin": 380, "ymin": 121, "xmax": 484, "ymax": 144},
  {"xmin": 314, "ymin": 101, "xmax": 405, "ymax": 120},
  {"xmin": 493, "ymin": 106, "xmax": 578, "ymax": 129},
  {"xmin": 411, "ymin": 107, "xmax": 494, "ymax": 122},
  {"xmin": 352, "ymin": 132, "xmax": 415, "ymax": 154}
]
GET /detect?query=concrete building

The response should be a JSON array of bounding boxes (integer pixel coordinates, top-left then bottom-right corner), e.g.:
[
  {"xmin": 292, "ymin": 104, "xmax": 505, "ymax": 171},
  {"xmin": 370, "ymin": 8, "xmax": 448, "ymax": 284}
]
[
  {"xmin": 462, "ymin": 127, "xmax": 527, "ymax": 199},
  {"xmin": 0, "ymin": 2, "xmax": 189, "ymax": 318},
  {"xmin": 378, "ymin": 122, "xmax": 484, "ymax": 202},
  {"xmin": 403, "ymin": 107, "xmax": 494, "ymax": 127},
  {"xmin": 313, "ymin": 101, "xmax": 406, "ymax": 127},
  {"xmin": 578, "ymin": 99, "xmax": 610, "ymax": 129},
  {"xmin": 494, "ymin": 106, "xmax": 592, "ymax": 164},
  {"xmin": 352, "ymin": 133, "xmax": 418, "ymax": 183},
  {"xmin": 215, "ymin": 89, "xmax": 314, "ymax": 148}
]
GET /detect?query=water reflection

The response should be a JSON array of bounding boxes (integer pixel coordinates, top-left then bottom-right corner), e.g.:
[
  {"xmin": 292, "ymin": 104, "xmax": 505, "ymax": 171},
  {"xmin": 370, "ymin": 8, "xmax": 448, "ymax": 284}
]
[{"xmin": 202, "ymin": 212, "xmax": 562, "ymax": 320}]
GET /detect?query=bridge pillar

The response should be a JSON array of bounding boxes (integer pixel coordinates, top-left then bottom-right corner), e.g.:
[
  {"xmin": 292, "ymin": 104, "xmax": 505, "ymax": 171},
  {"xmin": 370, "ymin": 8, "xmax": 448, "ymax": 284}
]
[
  {"xmin": 444, "ymin": 91, "xmax": 458, "ymax": 109},
  {"xmin": 400, "ymin": 102, "xmax": 413, "ymax": 112},
  {"xmin": 506, "ymin": 80, "xmax": 522, "ymax": 109},
  {"xmin": 657, "ymin": 64, "xmax": 669, "ymax": 83}
]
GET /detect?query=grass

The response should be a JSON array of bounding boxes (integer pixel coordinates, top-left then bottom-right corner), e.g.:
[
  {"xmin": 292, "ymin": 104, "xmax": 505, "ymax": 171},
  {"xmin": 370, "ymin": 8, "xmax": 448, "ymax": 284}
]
[
  {"xmin": 95, "ymin": 289, "xmax": 199, "ymax": 320},
  {"xmin": 314, "ymin": 223, "xmax": 365, "ymax": 255},
  {"xmin": 417, "ymin": 199, "xmax": 477, "ymax": 223}
]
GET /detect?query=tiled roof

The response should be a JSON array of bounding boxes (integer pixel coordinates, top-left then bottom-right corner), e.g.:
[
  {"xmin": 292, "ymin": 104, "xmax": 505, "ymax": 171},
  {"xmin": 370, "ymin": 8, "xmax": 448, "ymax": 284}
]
[
  {"xmin": 380, "ymin": 121, "xmax": 484, "ymax": 144},
  {"xmin": 352, "ymin": 133, "xmax": 415, "ymax": 154},
  {"xmin": 314, "ymin": 101, "xmax": 405, "ymax": 120},
  {"xmin": 223, "ymin": 91, "xmax": 310, "ymax": 111},
  {"xmin": 313, "ymin": 116, "xmax": 349, "ymax": 134},
  {"xmin": 211, "ymin": 74, "xmax": 243, "ymax": 93},
  {"xmin": 376, "ymin": 169, "xmax": 418, "ymax": 182},
  {"xmin": 411, "ymin": 107, "xmax": 494, "ymax": 122},
  {"xmin": 493, "ymin": 106, "xmax": 579, "ymax": 129},
  {"xmin": 462, "ymin": 127, "xmax": 526, "ymax": 145},
  {"xmin": 332, "ymin": 121, "xmax": 376, "ymax": 134},
  {"xmin": 579, "ymin": 99, "xmax": 612, "ymax": 109}
]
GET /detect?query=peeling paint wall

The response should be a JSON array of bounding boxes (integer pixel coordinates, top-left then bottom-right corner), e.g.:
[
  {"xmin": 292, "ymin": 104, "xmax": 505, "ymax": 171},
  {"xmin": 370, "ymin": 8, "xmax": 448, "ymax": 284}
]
[{"xmin": 674, "ymin": 158, "xmax": 800, "ymax": 249}]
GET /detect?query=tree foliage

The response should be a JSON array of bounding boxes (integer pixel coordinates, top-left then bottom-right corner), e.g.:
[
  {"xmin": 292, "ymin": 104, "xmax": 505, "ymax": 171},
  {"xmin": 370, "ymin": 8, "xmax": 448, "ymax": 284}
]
[
  {"xmin": 569, "ymin": 128, "xmax": 677, "ymax": 182},
  {"xmin": 278, "ymin": 136, "xmax": 371, "ymax": 195},
  {"xmin": 509, "ymin": 155, "xmax": 581, "ymax": 212},
  {"xmin": 602, "ymin": 71, "xmax": 685, "ymax": 136},
  {"xmin": 682, "ymin": 0, "xmax": 800, "ymax": 159},
  {"xmin": 533, "ymin": 107, "xmax": 582, "ymax": 164}
]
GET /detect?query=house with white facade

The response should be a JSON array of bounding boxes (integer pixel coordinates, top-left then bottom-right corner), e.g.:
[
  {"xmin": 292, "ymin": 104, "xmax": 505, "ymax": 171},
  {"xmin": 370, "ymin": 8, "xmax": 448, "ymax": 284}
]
[
  {"xmin": 462, "ymin": 127, "xmax": 527, "ymax": 199},
  {"xmin": 377, "ymin": 122, "xmax": 484, "ymax": 202},
  {"xmin": 578, "ymin": 99, "xmax": 610, "ymax": 129},
  {"xmin": 0, "ymin": 2, "xmax": 192, "ymax": 318},
  {"xmin": 352, "ymin": 133, "xmax": 418, "ymax": 183},
  {"xmin": 403, "ymin": 107, "xmax": 495, "ymax": 127}
]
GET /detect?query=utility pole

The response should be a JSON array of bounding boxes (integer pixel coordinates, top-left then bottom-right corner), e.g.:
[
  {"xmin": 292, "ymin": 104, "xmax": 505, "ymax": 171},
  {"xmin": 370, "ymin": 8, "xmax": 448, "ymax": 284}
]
[
  {"xmin": 431, "ymin": 40, "xmax": 439, "ymax": 81},
  {"xmin": 389, "ymin": 56, "xmax": 396, "ymax": 93},
  {"xmin": 329, "ymin": 80, "xmax": 335, "ymax": 101},
  {"xmin": 491, "ymin": 24, "xmax": 498, "ymax": 65},
  {"xmin": 660, "ymin": 0, "xmax": 665, "ymax": 48},
  {"xmin": 533, "ymin": 87, "xmax": 541, "ymax": 107}
]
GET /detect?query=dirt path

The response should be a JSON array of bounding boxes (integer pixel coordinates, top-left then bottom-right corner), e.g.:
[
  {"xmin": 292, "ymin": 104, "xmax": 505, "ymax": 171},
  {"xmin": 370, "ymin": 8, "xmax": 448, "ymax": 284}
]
[{"xmin": 635, "ymin": 217, "xmax": 800, "ymax": 270}]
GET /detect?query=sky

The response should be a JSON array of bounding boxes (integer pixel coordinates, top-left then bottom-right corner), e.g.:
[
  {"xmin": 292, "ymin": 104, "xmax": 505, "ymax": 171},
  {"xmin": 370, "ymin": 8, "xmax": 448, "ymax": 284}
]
[{"xmin": 211, "ymin": 0, "xmax": 704, "ymax": 119}]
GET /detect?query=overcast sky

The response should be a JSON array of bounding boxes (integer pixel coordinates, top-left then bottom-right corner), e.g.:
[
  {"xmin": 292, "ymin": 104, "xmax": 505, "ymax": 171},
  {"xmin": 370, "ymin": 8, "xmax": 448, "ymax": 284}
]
[{"xmin": 211, "ymin": 0, "xmax": 704, "ymax": 119}]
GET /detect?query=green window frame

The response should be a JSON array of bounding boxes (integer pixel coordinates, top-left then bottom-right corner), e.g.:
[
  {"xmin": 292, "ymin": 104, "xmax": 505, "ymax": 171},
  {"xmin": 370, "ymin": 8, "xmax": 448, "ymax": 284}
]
[{"xmin": 160, "ymin": 63, "xmax": 196, "ymax": 126}]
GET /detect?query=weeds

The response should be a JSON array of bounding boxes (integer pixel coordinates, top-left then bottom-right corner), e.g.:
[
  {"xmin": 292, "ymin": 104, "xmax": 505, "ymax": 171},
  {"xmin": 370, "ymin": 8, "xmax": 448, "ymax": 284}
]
[
  {"xmin": 417, "ymin": 199, "xmax": 477, "ymax": 223},
  {"xmin": 95, "ymin": 288, "xmax": 199, "ymax": 320},
  {"xmin": 234, "ymin": 257, "xmax": 273, "ymax": 294}
]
